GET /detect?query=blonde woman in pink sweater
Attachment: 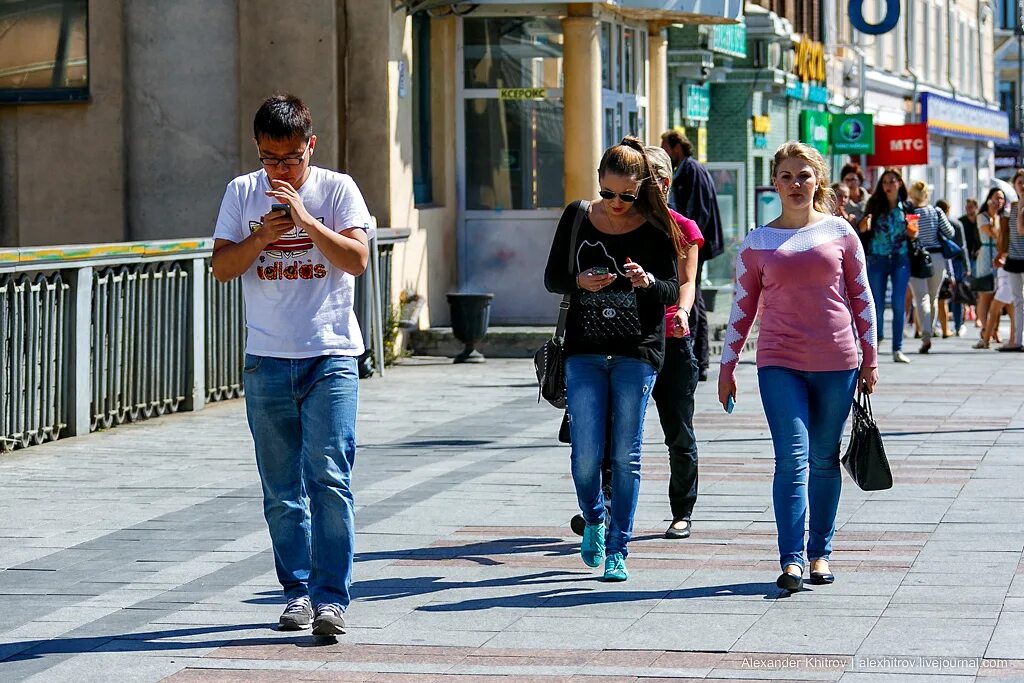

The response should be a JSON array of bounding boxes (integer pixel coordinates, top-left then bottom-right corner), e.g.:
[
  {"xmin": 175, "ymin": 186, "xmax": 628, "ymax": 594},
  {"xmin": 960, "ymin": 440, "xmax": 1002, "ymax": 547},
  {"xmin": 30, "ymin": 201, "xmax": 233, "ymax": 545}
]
[{"xmin": 718, "ymin": 143, "xmax": 879, "ymax": 593}]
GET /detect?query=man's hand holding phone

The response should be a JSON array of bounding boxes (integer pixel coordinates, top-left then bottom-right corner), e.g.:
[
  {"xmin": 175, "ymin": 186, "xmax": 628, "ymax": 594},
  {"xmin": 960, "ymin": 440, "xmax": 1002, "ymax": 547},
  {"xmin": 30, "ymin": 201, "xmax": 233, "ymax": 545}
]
[{"xmin": 256, "ymin": 204, "xmax": 294, "ymax": 248}]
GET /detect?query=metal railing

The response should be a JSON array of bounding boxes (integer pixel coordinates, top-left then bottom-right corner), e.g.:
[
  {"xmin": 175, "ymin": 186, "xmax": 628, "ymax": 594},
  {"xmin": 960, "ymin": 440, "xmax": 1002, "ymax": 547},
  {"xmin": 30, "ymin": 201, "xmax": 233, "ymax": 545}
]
[{"xmin": 0, "ymin": 228, "xmax": 407, "ymax": 453}]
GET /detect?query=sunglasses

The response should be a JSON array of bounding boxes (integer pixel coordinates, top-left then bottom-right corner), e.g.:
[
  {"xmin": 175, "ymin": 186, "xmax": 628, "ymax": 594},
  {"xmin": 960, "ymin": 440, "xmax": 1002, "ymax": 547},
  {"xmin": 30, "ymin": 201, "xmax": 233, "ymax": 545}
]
[{"xmin": 599, "ymin": 190, "xmax": 638, "ymax": 202}]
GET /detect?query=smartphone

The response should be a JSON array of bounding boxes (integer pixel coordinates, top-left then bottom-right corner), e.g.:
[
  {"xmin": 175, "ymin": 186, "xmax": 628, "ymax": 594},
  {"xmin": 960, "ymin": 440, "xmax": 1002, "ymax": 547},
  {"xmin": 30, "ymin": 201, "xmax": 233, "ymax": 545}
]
[
  {"xmin": 725, "ymin": 395, "xmax": 735, "ymax": 414},
  {"xmin": 271, "ymin": 203, "xmax": 290, "ymax": 215},
  {"xmin": 591, "ymin": 267, "xmax": 609, "ymax": 275}
]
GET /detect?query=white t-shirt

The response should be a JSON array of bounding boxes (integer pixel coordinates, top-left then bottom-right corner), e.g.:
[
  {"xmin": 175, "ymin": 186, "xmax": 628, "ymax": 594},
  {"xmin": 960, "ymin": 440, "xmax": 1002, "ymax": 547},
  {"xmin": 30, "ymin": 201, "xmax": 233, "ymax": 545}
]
[{"xmin": 213, "ymin": 166, "xmax": 375, "ymax": 358}]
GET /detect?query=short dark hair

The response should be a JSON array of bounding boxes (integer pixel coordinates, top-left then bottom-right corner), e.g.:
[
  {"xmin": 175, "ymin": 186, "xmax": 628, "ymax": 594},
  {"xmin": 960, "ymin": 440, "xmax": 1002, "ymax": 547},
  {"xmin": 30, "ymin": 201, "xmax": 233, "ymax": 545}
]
[
  {"xmin": 839, "ymin": 162, "xmax": 864, "ymax": 183},
  {"xmin": 936, "ymin": 199, "xmax": 950, "ymax": 212},
  {"xmin": 660, "ymin": 129, "xmax": 693, "ymax": 157},
  {"xmin": 254, "ymin": 94, "xmax": 313, "ymax": 142}
]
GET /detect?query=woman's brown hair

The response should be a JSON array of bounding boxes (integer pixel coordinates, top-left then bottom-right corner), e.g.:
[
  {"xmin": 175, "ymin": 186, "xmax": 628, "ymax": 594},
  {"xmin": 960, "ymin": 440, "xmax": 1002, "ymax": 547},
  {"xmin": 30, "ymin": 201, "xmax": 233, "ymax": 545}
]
[{"xmin": 598, "ymin": 136, "xmax": 682, "ymax": 257}]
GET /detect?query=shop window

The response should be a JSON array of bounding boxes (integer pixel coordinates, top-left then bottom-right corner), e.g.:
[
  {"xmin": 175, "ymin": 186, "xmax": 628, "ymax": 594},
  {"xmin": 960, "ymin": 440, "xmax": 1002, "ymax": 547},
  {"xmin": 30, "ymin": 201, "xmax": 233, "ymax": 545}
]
[
  {"xmin": 412, "ymin": 14, "xmax": 432, "ymax": 206},
  {"xmin": 463, "ymin": 98, "xmax": 564, "ymax": 210},
  {"xmin": 463, "ymin": 17, "xmax": 562, "ymax": 89},
  {"xmin": 0, "ymin": 0, "xmax": 88, "ymax": 103},
  {"xmin": 600, "ymin": 22, "xmax": 612, "ymax": 90}
]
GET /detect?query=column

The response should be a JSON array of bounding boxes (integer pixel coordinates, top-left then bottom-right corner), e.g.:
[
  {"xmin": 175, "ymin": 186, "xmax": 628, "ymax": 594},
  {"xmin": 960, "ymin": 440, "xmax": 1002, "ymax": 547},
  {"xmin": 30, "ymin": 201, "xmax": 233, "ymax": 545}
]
[
  {"xmin": 648, "ymin": 24, "xmax": 668, "ymax": 145},
  {"xmin": 561, "ymin": 15, "xmax": 603, "ymax": 203}
]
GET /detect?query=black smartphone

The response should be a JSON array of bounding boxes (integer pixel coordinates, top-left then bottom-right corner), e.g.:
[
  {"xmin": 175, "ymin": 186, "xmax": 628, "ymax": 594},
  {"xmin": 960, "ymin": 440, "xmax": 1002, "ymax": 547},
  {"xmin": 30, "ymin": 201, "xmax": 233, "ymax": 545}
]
[
  {"xmin": 271, "ymin": 203, "xmax": 290, "ymax": 216},
  {"xmin": 591, "ymin": 267, "xmax": 609, "ymax": 275}
]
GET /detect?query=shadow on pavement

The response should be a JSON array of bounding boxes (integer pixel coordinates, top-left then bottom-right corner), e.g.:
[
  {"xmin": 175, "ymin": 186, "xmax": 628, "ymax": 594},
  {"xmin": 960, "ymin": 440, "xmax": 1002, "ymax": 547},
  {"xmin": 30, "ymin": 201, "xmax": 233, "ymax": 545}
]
[{"xmin": 354, "ymin": 536, "xmax": 579, "ymax": 567}]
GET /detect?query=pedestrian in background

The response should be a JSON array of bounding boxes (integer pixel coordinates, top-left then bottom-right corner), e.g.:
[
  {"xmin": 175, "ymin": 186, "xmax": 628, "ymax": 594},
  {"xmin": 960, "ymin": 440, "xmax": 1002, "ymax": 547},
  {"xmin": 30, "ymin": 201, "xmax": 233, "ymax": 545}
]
[
  {"xmin": 841, "ymin": 162, "xmax": 868, "ymax": 228},
  {"xmin": 860, "ymin": 169, "xmax": 915, "ymax": 363},
  {"xmin": 960, "ymin": 198, "xmax": 982, "ymax": 280},
  {"xmin": 907, "ymin": 181, "xmax": 955, "ymax": 354},
  {"xmin": 212, "ymin": 94, "xmax": 373, "ymax": 636},
  {"xmin": 995, "ymin": 170, "xmax": 1024, "ymax": 352},
  {"xmin": 718, "ymin": 142, "xmax": 878, "ymax": 593},
  {"xmin": 661, "ymin": 129, "xmax": 723, "ymax": 383},
  {"xmin": 936, "ymin": 199, "xmax": 970, "ymax": 337},
  {"xmin": 973, "ymin": 188, "xmax": 1006, "ymax": 348},
  {"xmin": 646, "ymin": 146, "xmax": 704, "ymax": 539},
  {"xmin": 544, "ymin": 137, "xmax": 679, "ymax": 582},
  {"xmin": 832, "ymin": 182, "xmax": 856, "ymax": 229}
]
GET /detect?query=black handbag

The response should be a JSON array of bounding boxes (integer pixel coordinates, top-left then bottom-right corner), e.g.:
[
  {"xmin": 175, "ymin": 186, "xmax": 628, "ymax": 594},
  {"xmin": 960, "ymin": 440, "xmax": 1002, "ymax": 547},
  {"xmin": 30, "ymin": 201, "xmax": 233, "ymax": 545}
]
[
  {"xmin": 909, "ymin": 239, "xmax": 933, "ymax": 278},
  {"xmin": 578, "ymin": 290, "xmax": 641, "ymax": 342},
  {"xmin": 938, "ymin": 276, "xmax": 953, "ymax": 300},
  {"xmin": 534, "ymin": 201, "xmax": 589, "ymax": 409},
  {"xmin": 953, "ymin": 279, "xmax": 977, "ymax": 305},
  {"xmin": 841, "ymin": 391, "xmax": 893, "ymax": 491}
]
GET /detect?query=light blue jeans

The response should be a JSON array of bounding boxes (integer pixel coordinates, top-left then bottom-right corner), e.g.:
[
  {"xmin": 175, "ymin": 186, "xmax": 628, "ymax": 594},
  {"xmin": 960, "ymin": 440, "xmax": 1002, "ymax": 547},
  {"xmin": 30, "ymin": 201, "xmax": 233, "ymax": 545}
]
[
  {"xmin": 757, "ymin": 366, "xmax": 858, "ymax": 570},
  {"xmin": 243, "ymin": 354, "xmax": 359, "ymax": 609},
  {"xmin": 565, "ymin": 354, "xmax": 656, "ymax": 558}
]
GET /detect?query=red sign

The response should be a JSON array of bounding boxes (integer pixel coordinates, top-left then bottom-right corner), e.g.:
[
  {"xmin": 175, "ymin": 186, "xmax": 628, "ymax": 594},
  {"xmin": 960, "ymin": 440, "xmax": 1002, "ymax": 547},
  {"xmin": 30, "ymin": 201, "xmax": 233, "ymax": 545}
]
[{"xmin": 867, "ymin": 124, "xmax": 929, "ymax": 166}]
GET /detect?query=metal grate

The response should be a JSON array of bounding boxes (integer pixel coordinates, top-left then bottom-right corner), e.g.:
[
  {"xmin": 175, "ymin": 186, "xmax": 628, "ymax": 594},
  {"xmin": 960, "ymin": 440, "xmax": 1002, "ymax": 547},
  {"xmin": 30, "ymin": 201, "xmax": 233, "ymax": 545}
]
[{"xmin": 204, "ymin": 260, "xmax": 246, "ymax": 402}]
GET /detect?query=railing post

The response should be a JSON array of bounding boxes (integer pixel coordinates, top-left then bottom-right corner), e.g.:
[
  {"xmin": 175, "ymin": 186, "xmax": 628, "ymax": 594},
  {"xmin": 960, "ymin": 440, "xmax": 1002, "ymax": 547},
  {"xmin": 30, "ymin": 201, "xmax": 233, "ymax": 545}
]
[
  {"xmin": 185, "ymin": 257, "xmax": 206, "ymax": 411},
  {"xmin": 66, "ymin": 266, "xmax": 92, "ymax": 436}
]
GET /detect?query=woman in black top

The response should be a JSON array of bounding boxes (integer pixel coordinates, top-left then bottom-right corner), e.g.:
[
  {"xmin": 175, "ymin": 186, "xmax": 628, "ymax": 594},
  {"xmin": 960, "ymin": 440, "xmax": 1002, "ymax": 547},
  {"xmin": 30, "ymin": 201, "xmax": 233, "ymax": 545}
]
[{"xmin": 544, "ymin": 137, "xmax": 679, "ymax": 582}]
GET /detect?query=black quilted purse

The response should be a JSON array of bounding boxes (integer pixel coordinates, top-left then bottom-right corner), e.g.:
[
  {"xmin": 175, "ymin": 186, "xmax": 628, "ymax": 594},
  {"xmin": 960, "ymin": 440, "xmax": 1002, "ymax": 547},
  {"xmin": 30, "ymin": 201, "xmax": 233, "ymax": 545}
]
[
  {"xmin": 534, "ymin": 201, "xmax": 589, "ymax": 409},
  {"xmin": 578, "ymin": 290, "xmax": 641, "ymax": 341},
  {"xmin": 841, "ymin": 391, "xmax": 893, "ymax": 491},
  {"xmin": 908, "ymin": 239, "xmax": 933, "ymax": 279}
]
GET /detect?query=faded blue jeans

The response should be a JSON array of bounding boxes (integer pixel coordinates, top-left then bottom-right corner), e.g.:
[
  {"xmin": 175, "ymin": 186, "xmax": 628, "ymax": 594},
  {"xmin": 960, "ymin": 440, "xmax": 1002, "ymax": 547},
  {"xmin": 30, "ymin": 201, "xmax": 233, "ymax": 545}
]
[
  {"xmin": 867, "ymin": 253, "xmax": 911, "ymax": 353},
  {"xmin": 243, "ymin": 354, "xmax": 359, "ymax": 609},
  {"xmin": 757, "ymin": 366, "xmax": 858, "ymax": 570},
  {"xmin": 565, "ymin": 354, "xmax": 656, "ymax": 558}
]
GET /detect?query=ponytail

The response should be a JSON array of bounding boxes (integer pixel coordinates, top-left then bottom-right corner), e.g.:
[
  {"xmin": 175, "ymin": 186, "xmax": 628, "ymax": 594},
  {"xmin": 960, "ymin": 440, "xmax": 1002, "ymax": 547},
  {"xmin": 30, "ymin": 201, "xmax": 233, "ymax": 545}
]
[{"xmin": 608, "ymin": 136, "xmax": 682, "ymax": 258}]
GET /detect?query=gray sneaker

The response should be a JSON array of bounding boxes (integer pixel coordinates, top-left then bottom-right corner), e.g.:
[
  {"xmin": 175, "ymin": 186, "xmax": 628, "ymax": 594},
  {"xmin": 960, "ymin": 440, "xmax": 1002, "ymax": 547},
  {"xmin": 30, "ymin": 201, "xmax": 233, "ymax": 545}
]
[
  {"xmin": 312, "ymin": 603, "xmax": 346, "ymax": 636},
  {"xmin": 278, "ymin": 596, "xmax": 312, "ymax": 630}
]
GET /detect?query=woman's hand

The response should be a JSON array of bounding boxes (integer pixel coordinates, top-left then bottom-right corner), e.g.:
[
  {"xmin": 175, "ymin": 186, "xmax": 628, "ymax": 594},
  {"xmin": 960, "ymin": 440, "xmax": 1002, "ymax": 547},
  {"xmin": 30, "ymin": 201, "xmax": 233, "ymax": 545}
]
[
  {"xmin": 576, "ymin": 269, "xmax": 616, "ymax": 292},
  {"xmin": 624, "ymin": 258, "xmax": 651, "ymax": 288},
  {"xmin": 718, "ymin": 376, "xmax": 736, "ymax": 411},
  {"xmin": 858, "ymin": 215, "xmax": 871, "ymax": 234},
  {"xmin": 859, "ymin": 364, "xmax": 878, "ymax": 394},
  {"xmin": 671, "ymin": 309, "xmax": 690, "ymax": 338}
]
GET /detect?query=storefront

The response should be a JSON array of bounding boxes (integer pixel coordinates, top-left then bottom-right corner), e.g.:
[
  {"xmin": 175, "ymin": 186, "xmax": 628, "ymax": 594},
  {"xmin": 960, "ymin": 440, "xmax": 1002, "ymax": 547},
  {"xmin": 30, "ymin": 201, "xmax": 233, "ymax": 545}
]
[{"xmin": 425, "ymin": 0, "xmax": 742, "ymax": 323}]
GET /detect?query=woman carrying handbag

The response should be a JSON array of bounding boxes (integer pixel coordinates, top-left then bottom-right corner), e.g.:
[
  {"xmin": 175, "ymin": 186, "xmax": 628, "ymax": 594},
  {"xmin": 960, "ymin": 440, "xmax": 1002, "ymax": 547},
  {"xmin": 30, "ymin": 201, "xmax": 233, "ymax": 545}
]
[
  {"xmin": 544, "ymin": 137, "xmax": 679, "ymax": 582},
  {"xmin": 718, "ymin": 142, "xmax": 878, "ymax": 593}
]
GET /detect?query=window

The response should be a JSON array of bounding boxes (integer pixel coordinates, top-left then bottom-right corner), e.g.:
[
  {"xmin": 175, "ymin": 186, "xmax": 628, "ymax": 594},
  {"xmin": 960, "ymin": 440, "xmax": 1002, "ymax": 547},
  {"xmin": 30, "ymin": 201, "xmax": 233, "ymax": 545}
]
[
  {"xmin": 463, "ymin": 17, "xmax": 562, "ymax": 89},
  {"xmin": 600, "ymin": 22, "xmax": 612, "ymax": 89},
  {"xmin": 412, "ymin": 14, "xmax": 432, "ymax": 206},
  {"xmin": 996, "ymin": 0, "xmax": 1016, "ymax": 31},
  {"xmin": 0, "ymin": 0, "xmax": 88, "ymax": 103}
]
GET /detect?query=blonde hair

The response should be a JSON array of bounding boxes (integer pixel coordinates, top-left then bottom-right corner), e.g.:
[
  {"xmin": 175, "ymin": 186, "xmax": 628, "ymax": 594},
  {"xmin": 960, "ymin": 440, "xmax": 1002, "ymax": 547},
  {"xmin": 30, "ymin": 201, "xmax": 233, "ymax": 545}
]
[
  {"xmin": 908, "ymin": 180, "xmax": 930, "ymax": 205},
  {"xmin": 644, "ymin": 145, "xmax": 673, "ymax": 182},
  {"xmin": 771, "ymin": 142, "xmax": 835, "ymax": 213}
]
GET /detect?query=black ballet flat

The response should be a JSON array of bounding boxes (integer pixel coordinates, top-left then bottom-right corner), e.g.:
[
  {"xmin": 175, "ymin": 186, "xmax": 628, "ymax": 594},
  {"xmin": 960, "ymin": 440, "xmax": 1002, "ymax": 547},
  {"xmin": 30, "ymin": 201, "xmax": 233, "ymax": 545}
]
[
  {"xmin": 809, "ymin": 570, "xmax": 835, "ymax": 584},
  {"xmin": 776, "ymin": 569, "xmax": 803, "ymax": 592}
]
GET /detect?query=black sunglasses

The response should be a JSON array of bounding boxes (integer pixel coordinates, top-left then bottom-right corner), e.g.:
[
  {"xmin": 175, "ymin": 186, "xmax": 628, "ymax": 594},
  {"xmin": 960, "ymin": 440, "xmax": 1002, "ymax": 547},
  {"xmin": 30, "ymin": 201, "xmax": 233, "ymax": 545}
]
[{"xmin": 599, "ymin": 190, "xmax": 638, "ymax": 202}]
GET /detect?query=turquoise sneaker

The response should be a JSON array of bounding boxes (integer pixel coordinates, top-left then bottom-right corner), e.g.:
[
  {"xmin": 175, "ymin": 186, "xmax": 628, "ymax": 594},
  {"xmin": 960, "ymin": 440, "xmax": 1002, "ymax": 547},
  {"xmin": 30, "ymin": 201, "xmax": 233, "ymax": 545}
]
[
  {"xmin": 580, "ymin": 521, "xmax": 606, "ymax": 568},
  {"xmin": 603, "ymin": 552, "xmax": 628, "ymax": 581}
]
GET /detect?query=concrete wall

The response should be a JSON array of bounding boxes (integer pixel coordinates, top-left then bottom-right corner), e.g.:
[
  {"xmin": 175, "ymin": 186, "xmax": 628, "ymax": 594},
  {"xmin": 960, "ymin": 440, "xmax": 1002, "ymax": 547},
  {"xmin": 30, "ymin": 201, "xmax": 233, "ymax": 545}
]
[{"xmin": 125, "ymin": 1, "xmax": 239, "ymax": 241}]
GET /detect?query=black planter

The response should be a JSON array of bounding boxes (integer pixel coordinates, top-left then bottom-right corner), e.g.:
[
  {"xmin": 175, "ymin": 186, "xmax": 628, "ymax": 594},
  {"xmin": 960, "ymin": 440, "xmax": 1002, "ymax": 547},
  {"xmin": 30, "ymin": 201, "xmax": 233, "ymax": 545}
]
[{"xmin": 447, "ymin": 293, "xmax": 494, "ymax": 363}]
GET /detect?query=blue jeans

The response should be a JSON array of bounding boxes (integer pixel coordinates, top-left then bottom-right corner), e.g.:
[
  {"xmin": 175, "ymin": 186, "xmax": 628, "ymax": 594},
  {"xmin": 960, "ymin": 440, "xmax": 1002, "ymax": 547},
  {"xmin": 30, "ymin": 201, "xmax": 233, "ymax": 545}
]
[
  {"xmin": 243, "ymin": 354, "xmax": 359, "ymax": 608},
  {"xmin": 758, "ymin": 366, "xmax": 858, "ymax": 570},
  {"xmin": 565, "ymin": 354, "xmax": 656, "ymax": 557},
  {"xmin": 867, "ymin": 254, "xmax": 911, "ymax": 353},
  {"xmin": 951, "ymin": 259, "xmax": 966, "ymax": 330}
]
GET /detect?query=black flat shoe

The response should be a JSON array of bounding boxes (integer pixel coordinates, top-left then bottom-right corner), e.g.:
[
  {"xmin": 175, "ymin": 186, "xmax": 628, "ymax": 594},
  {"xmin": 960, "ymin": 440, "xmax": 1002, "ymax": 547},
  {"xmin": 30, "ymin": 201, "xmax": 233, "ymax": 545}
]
[
  {"xmin": 776, "ymin": 569, "xmax": 803, "ymax": 592},
  {"xmin": 665, "ymin": 519, "xmax": 691, "ymax": 539},
  {"xmin": 570, "ymin": 514, "xmax": 586, "ymax": 537},
  {"xmin": 809, "ymin": 570, "xmax": 835, "ymax": 584}
]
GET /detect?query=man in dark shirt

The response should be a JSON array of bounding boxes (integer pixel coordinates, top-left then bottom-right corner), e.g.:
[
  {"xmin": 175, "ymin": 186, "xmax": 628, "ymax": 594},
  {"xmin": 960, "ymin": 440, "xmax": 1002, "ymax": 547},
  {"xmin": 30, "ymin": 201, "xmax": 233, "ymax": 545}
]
[{"xmin": 661, "ymin": 130, "xmax": 723, "ymax": 380}]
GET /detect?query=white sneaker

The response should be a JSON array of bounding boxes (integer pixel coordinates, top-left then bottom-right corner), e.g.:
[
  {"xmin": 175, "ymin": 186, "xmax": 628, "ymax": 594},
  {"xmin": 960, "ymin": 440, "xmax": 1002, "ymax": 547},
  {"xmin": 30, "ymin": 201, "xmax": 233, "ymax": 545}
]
[
  {"xmin": 893, "ymin": 351, "xmax": 911, "ymax": 364},
  {"xmin": 957, "ymin": 325, "xmax": 967, "ymax": 337}
]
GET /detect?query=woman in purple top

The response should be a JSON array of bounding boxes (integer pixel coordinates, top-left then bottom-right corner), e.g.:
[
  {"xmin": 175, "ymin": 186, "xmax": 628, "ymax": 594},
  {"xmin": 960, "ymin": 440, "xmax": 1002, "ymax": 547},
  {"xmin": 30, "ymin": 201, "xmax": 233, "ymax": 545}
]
[{"xmin": 718, "ymin": 142, "xmax": 879, "ymax": 593}]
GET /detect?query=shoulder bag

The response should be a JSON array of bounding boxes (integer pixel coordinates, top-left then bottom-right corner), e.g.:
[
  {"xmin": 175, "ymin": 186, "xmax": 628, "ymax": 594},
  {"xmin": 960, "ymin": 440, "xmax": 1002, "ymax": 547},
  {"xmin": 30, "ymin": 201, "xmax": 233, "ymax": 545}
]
[
  {"xmin": 909, "ymin": 238, "xmax": 934, "ymax": 279},
  {"xmin": 534, "ymin": 201, "xmax": 589, "ymax": 409},
  {"xmin": 841, "ymin": 391, "xmax": 893, "ymax": 491}
]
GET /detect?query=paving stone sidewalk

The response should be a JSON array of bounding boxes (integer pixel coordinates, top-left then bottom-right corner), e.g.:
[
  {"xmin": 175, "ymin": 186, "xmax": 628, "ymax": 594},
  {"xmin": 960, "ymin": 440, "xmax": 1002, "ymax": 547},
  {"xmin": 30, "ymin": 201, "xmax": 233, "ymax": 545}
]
[{"xmin": 1, "ymin": 330, "xmax": 1023, "ymax": 682}]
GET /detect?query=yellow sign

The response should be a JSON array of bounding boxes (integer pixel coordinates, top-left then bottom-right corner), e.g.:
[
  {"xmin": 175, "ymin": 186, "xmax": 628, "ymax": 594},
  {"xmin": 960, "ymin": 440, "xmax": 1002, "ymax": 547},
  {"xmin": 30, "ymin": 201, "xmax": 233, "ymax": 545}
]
[
  {"xmin": 794, "ymin": 38, "xmax": 826, "ymax": 83},
  {"xmin": 752, "ymin": 115, "xmax": 771, "ymax": 134},
  {"xmin": 697, "ymin": 127, "xmax": 707, "ymax": 164},
  {"xmin": 498, "ymin": 88, "xmax": 546, "ymax": 100}
]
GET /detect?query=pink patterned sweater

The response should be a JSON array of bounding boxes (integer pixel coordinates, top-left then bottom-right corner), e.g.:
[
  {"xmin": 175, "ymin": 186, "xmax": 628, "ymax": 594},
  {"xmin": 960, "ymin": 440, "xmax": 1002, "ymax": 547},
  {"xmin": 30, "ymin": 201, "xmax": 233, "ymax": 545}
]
[{"xmin": 720, "ymin": 216, "xmax": 878, "ymax": 384}]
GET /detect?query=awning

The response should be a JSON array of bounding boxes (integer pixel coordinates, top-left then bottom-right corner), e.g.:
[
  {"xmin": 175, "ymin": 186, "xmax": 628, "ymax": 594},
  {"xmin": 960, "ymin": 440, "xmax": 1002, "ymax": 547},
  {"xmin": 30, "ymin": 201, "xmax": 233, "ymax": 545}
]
[{"xmin": 404, "ymin": 0, "xmax": 743, "ymax": 24}]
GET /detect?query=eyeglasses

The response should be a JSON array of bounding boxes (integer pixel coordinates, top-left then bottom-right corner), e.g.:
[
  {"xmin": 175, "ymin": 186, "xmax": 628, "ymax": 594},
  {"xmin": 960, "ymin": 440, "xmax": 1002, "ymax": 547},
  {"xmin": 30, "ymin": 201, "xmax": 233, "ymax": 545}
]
[
  {"xmin": 599, "ymin": 190, "xmax": 638, "ymax": 202},
  {"xmin": 259, "ymin": 148, "xmax": 309, "ymax": 167}
]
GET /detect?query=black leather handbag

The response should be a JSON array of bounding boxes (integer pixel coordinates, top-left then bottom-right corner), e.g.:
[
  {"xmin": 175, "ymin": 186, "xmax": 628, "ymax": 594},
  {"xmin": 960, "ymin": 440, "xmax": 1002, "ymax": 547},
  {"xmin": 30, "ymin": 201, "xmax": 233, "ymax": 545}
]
[
  {"xmin": 953, "ymin": 279, "xmax": 977, "ymax": 305},
  {"xmin": 578, "ymin": 290, "xmax": 641, "ymax": 342},
  {"xmin": 534, "ymin": 201, "xmax": 589, "ymax": 409},
  {"xmin": 842, "ymin": 391, "xmax": 893, "ymax": 491},
  {"xmin": 909, "ymin": 239, "xmax": 933, "ymax": 279}
]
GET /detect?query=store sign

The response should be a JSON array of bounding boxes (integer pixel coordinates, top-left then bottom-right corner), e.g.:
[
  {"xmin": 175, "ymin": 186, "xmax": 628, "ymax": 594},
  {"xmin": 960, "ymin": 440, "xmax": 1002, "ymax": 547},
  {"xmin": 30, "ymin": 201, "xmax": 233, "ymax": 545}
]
[
  {"xmin": 866, "ymin": 124, "xmax": 928, "ymax": 166},
  {"xmin": 849, "ymin": 0, "xmax": 900, "ymax": 35},
  {"xmin": 752, "ymin": 115, "xmax": 771, "ymax": 134},
  {"xmin": 684, "ymin": 83, "xmax": 710, "ymax": 121},
  {"xmin": 800, "ymin": 111, "xmax": 830, "ymax": 155},
  {"xmin": 831, "ymin": 113, "xmax": 875, "ymax": 154},
  {"xmin": 498, "ymin": 88, "xmax": 546, "ymax": 100},
  {"xmin": 710, "ymin": 22, "xmax": 746, "ymax": 58},
  {"xmin": 794, "ymin": 38, "xmax": 826, "ymax": 83},
  {"xmin": 921, "ymin": 92, "xmax": 1009, "ymax": 142},
  {"xmin": 697, "ymin": 126, "xmax": 708, "ymax": 163}
]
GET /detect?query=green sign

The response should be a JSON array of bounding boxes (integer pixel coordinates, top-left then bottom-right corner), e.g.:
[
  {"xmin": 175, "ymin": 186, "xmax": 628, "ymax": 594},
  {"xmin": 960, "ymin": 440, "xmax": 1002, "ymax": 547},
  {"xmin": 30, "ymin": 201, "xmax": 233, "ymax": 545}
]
[
  {"xmin": 710, "ymin": 22, "xmax": 746, "ymax": 58},
  {"xmin": 830, "ymin": 113, "xmax": 875, "ymax": 154},
  {"xmin": 684, "ymin": 84, "xmax": 710, "ymax": 121},
  {"xmin": 800, "ymin": 110, "xmax": 831, "ymax": 155}
]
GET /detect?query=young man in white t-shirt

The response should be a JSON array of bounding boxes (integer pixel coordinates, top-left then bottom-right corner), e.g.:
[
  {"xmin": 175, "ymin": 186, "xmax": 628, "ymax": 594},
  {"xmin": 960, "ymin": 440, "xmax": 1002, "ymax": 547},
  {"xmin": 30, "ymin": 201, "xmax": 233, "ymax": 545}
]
[{"xmin": 212, "ymin": 94, "xmax": 374, "ymax": 637}]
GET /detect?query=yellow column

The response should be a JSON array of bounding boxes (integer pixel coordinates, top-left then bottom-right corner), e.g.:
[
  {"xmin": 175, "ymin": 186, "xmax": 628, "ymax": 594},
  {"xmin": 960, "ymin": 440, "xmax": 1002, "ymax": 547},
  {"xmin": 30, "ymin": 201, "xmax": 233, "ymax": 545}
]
[
  {"xmin": 647, "ymin": 24, "xmax": 668, "ymax": 145},
  {"xmin": 561, "ymin": 16, "xmax": 603, "ymax": 203}
]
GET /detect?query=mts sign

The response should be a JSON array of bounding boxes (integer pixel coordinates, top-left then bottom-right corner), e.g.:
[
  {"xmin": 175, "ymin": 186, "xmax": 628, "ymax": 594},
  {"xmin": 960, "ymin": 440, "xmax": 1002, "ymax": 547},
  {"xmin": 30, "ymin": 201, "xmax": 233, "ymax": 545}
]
[{"xmin": 867, "ymin": 123, "xmax": 928, "ymax": 166}]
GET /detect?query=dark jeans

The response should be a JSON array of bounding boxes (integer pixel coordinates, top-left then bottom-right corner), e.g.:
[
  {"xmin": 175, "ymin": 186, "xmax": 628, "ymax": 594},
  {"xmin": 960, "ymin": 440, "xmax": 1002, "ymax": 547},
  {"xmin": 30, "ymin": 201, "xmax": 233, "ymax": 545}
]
[
  {"xmin": 652, "ymin": 337, "xmax": 700, "ymax": 520},
  {"xmin": 689, "ymin": 259, "xmax": 710, "ymax": 372}
]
